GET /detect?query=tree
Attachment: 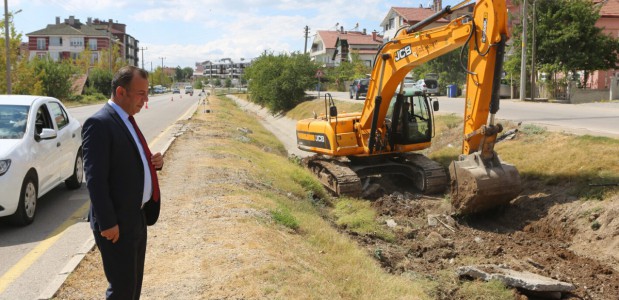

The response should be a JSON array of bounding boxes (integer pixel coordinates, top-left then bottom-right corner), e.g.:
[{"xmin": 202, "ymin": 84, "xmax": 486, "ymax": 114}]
[
  {"xmin": 224, "ymin": 78, "xmax": 232, "ymax": 88},
  {"xmin": 89, "ymin": 67, "xmax": 113, "ymax": 95},
  {"xmin": 31, "ymin": 57, "xmax": 77, "ymax": 99},
  {"xmin": 175, "ymin": 66, "xmax": 184, "ymax": 81},
  {"xmin": 411, "ymin": 49, "xmax": 467, "ymax": 92},
  {"xmin": 505, "ymin": 0, "xmax": 619, "ymax": 89},
  {"xmin": 244, "ymin": 52, "xmax": 318, "ymax": 113},
  {"xmin": 182, "ymin": 67, "xmax": 194, "ymax": 80},
  {"xmin": 0, "ymin": 11, "xmax": 23, "ymax": 93}
]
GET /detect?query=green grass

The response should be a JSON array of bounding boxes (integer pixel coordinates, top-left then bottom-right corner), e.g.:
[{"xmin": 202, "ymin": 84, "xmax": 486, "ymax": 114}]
[
  {"xmin": 333, "ymin": 198, "xmax": 395, "ymax": 242},
  {"xmin": 271, "ymin": 207, "xmax": 300, "ymax": 231}
]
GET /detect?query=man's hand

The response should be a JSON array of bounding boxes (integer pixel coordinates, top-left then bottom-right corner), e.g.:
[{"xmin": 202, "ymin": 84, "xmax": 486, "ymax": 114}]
[
  {"xmin": 151, "ymin": 152, "xmax": 164, "ymax": 170},
  {"xmin": 101, "ymin": 225, "xmax": 120, "ymax": 243}
]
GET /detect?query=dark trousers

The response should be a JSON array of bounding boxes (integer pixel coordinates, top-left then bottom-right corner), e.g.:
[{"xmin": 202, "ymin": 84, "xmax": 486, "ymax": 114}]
[{"xmin": 93, "ymin": 212, "xmax": 147, "ymax": 300}]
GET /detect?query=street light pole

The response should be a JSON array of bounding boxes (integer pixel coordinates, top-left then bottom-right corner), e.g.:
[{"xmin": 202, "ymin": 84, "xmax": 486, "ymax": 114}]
[
  {"xmin": 4, "ymin": 0, "xmax": 11, "ymax": 94},
  {"xmin": 140, "ymin": 46, "xmax": 147, "ymax": 70},
  {"xmin": 519, "ymin": 0, "xmax": 528, "ymax": 101}
]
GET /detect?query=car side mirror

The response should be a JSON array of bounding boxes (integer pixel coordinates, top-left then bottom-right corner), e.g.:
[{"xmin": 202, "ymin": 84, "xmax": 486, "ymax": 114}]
[
  {"xmin": 433, "ymin": 100, "xmax": 439, "ymax": 111},
  {"xmin": 35, "ymin": 128, "xmax": 57, "ymax": 142}
]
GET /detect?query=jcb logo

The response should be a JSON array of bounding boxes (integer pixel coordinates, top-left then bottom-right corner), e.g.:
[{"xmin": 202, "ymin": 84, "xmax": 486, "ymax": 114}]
[
  {"xmin": 315, "ymin": 135, "xmax": 325, "ymax": 143},
  {"xmin": 395, "ymin": 45, "xmax": 412, "ymax": 62}
]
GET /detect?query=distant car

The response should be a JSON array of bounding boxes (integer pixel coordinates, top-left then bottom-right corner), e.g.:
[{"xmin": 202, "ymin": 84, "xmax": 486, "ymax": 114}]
[
  {"xmin": 424, "ymin": 73, "xmax": 439, "ymax": 95},
  {"xmin": 399, "ymin": 77, "xmax": 418, "ymax": 95},
  {"xmin": 185, "ymin": 86, "xmax": 194, "ymax": 95},
  {"xmin": 415, "ymin": 79, "xmax": 428, "ymax": 94},
  {"xmin": 0, "ymin": 96, "xmax": 83, "ymax": 225},
  {"xmin": 349, "ymin": 78, "xmax": 369, "ymax": 100},
  {"xmin": 172, "ymin": 88, "xmax": 180, "ymax": 94}
]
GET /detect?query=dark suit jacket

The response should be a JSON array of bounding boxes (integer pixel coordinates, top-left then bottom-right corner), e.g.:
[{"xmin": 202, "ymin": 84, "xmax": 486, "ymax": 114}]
[{"xmin": 82, "ymin": 103, "xmax": 160, "ymax": 232}]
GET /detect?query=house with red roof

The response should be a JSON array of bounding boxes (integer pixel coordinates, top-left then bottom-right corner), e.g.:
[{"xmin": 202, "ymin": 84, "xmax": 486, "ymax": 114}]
[
  {"xmin": 310, "ymin": 28, "xmax": 383, "ymax": 68},
  {"xmin": 589, "ymin": 0, "xmax": 619, "ymax": 89}
]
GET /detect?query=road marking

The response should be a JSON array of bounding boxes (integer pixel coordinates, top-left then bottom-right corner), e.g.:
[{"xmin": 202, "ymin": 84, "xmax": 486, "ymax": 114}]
[{"xmin": 0, "ymin": 201, "xmax": 90, "ymax": 294}]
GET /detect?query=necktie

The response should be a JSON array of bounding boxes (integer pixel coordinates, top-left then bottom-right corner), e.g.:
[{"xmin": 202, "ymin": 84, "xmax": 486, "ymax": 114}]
[{"xmin": 128, "ymin": 116, "xmax": 160, "ymax": 202}]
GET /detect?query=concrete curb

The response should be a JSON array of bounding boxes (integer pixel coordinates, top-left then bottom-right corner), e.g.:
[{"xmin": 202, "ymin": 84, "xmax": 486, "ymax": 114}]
[{"xmin": 37, "ymin": 100, "xmax": 200, "ymax": 300}]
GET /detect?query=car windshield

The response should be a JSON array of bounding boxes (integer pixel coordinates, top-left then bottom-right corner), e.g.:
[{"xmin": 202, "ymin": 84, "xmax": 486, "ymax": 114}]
[{"xmin": 0, "ymin": 105, "xmax": 29, "ymax": 139}]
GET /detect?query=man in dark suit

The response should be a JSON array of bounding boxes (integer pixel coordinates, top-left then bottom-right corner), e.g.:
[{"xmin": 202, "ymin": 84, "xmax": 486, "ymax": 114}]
[{"xmin": 82, "ymin": 66, "xmax": 163, "ymax": 299}]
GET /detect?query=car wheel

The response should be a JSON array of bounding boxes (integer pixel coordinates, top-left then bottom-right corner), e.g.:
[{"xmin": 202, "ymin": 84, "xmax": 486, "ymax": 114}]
[
  {"xmin": 9, "ymin": 173, "xmax": 38, "ymax": 226},
  {"xmin": 65, "ymin": 150, "xmax": 84, "ymax": 190}
]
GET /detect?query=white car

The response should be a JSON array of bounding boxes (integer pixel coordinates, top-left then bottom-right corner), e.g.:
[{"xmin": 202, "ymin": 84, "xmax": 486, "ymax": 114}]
[{"xmin": 0, "ymin": 96, "xmax": 83, "ymax": 225}]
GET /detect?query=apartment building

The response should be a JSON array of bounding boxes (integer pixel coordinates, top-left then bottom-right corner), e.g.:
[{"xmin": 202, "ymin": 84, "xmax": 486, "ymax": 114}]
[{"xmin": 26, "ymin": 16, "xmax": 139, "ymax": 67}]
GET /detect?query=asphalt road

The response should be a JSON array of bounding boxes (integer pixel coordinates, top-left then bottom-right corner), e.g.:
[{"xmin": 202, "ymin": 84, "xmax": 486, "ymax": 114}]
[
  {"xmin": 310, "ymin": 91, "xmax": 619, "ymax": 138},
  {"xmin": 0, "ymin": 92, "xmax": 199, "ymax": 300}
]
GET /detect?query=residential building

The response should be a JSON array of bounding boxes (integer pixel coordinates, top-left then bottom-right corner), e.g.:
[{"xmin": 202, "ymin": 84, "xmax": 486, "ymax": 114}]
[
  {"xmin": 196, "ymin": 58, "xmax": 251, "ymax": 84},
  {"xmin": 381, "ymin": 6, "xmax": 449, "ymax": 43},
  {"xmin": 589, "ymin": 0, "xmax": 619, "ymax": 89},
  {"xmin": 26, "ymin": 16, "xmax": 139, "ymax": 67},
  {"xmin": 310, "ymin": 28, "xmax": 383, "ymax": 68}
]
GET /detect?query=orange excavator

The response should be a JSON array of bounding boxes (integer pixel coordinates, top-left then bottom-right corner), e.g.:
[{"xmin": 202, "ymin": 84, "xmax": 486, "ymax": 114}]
[{"xmin": 296, "ymin": 0, "xmax": 521, "ymax": 214}]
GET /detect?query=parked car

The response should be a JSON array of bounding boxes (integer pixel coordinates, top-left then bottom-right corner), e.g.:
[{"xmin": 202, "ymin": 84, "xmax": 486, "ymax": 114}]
[
  {"xmin": 399, "ymin": 77, "xmax": 418, "ymax": 95},
  {"xmin": 415, "ymin": 79, "xmax": 428, "ymax": 94},
  {"xmin": 0, "ymin": 96, "xmax": 83, "ymax": 225},
  {"xmin": 420, "ymin": 73, "xmax": 440, "ymax": 95},
  {"xmin": 349, "ymin": 78, "xmax": 369, "ymax": 100},
  {"xmin": 172, "ymin": 87, "xmax": 181, "ymax": 94}
]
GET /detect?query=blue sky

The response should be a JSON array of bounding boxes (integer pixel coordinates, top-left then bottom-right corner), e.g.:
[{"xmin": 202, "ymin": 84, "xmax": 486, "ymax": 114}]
[{"xmin": 11, "ymin": 0, "xmax": 465, "ymax": 70}]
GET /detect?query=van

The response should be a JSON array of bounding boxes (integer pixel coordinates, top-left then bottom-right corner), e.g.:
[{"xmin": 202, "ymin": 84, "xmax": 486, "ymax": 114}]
[{"xmin": 185, "ymin": 86, "xmax": 194, "ymax": 94}]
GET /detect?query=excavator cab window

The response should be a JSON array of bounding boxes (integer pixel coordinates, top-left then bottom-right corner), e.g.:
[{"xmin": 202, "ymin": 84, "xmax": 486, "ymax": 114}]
[{"xmin": 387, "ymin": 94, "xmax": 432, "ymax": 145}]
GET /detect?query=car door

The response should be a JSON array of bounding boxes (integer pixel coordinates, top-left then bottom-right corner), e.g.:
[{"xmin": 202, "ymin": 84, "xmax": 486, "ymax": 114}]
[
  {"xmin": 31, "ymin": 102, "xmax": 59, "ymax": 193},
  {"xmin": 46, "ymin": 101, "xmax": 74, "ymax": 181}
]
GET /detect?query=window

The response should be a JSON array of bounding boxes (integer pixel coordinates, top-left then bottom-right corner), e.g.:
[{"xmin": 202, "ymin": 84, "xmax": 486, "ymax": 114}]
[
  {"xmin": 36, "ymin": 52, "xmax": 47, "ymax": 59},
  {"xmin": 388, "ymin": 18, "xmax": 394, "ymax": 30},
  {"xmin": 37, "ymin": 38, "xmax": 46, "ymax": 50},
  {"xmin": 88, "ymin": 39, "xmax": 97, "ymax": 51},
  {"xmin": 49, "ymin": 52, "xmax": 59, "ymax": 61},
  {"xmin": 91, "ymin": 52, "xmax": 99, "ymax": 64},
  {"xmin": 50, "ymin": 37, "xmax": 62, "ymax": 46},
  {"xmin": 47, "ymin": 102, "xmax": 69, "ymax": 129},
  {"xmin": 35, "ymin": 105, "xmax": 53, "ymax": 135},
  {"xmin": 70, "ymin": 37, "xmax": 84, "ymax": 47},
  {"xmin": 71, "ymin": 52, "xmax": 80, "ymax": 60}
]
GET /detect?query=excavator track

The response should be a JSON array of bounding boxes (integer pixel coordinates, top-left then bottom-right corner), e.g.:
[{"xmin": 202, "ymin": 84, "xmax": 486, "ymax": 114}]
[
  {"xmin": 304, "ymin": 156, "xmax": 362, "ymax": 197},
  {"xmin": 304, "ymin": 154, "xmax": 448, "ymax": 197},
  {"xmin": 399, "ymin": 153, "xmax": 449, "ymax": 195}
]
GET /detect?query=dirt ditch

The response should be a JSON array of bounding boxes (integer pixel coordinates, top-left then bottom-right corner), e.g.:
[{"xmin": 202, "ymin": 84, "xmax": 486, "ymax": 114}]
[{"xmin": 346, "ymin": 179, "xmax": 619, "ymax": 299}]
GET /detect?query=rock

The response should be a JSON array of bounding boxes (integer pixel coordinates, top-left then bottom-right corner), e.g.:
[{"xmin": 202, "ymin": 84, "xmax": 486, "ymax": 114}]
[
  {"xmin": 237, "ymin": 127, "xmax": 253, "ymax": 134},
  {"xmin": 386, "ymin": 219, "xmax": 398, "ymax": 228},
  {"xmin": 457, "ymin": 265, "xmax": 575, "ymax": 293},
  {"xmin": 427, "ymin": 214, "xmax": 438, "ymax": 227}
]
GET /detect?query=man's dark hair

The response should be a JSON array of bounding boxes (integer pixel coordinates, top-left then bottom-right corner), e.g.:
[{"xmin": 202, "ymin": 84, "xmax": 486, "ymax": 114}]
[{"xmin": 111, "ymin": 66, "xmax": 149, "ymax": 97}]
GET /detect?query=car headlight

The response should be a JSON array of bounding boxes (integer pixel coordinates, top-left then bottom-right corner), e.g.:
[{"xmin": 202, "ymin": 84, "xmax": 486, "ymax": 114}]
[{"xmin": 0, "ymin": 159, "xmax": 10, "ymax": 176}]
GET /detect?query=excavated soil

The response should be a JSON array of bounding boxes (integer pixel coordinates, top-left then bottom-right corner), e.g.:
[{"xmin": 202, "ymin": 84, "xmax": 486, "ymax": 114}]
[{"xmin": 350, "ymin": 178, "xmax": 619, "ymax": 299}]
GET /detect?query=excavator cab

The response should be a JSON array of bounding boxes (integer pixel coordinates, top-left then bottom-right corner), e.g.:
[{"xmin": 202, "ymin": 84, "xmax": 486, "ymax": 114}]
[{"xmin": 386, "ymin": 92, "xmax": 435, "ymax": 146}]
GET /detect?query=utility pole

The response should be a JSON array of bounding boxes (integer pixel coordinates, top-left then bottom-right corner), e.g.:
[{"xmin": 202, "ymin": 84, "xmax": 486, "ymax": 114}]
[
  {"xmin": 4, "ymin": 0, "xmax": 11, "ymax": 94},
  {"xmin": 519, "ymin": 0, "xmax": 527, "ymax": 101},
  {"xmin": 159, "ymin": 57, "xmax": 165, "ymax": 70},
  {"xmin": 303, "ymin": 25, "xmax": 310, "ymax": 54},
  {"xmin": 140, "ymin": 47, "xmax": 147, "ymax": 70},
  {"xmin": 530, "ymin": 0, "xmax": 537, "ymax": 101}
]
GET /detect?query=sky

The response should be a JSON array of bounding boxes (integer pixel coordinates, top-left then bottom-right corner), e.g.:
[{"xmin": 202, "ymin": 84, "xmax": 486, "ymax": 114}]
[{"xmin": 10, "ymin": 0, "xmax": 465, "ymax": 70}]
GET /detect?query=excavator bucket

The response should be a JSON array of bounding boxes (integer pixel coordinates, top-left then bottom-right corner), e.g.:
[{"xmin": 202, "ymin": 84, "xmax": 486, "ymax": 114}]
[{"xmin": 449, "ymin": 152, "xmax": 521, "ymax": 214}]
